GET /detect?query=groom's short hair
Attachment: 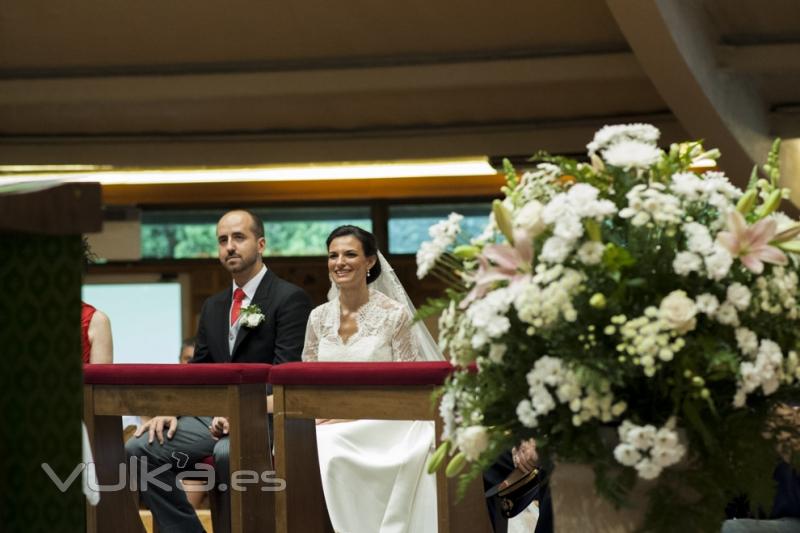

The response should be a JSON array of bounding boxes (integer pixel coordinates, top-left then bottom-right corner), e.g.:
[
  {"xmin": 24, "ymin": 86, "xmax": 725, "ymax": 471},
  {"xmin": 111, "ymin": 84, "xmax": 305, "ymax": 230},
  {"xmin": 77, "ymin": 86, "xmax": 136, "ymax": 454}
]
[{"xmin": 221, "ymin": 209, "xmax": 265, "ymax": 240}]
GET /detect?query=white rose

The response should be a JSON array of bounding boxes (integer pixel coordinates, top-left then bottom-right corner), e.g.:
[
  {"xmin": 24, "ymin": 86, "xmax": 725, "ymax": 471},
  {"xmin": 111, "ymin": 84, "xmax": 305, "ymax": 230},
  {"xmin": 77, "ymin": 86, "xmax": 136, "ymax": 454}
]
[
  {"xmin": 715, "ymin": 302, "xmax": 740, "ymax": 327},
  {"xmin": 456, "ymin": 426, "xmax": 490, "ymax": 461},
  {"xmin": 244, "ymin": 314, "xmax": 262, "ymax": 328},
  {"xmin": 695, "ymin": 293, "xmax": 719, "ymax": 315},
  {"xmin": 514, "ymin": 201, "xmax": 547, "ymax": 237},
  {"xmin": 734, "ymin": 328, "xmax": 758, "ymax": 357},
  {"xmin": 658, "ymin": 290, "xmax": 697, "ymax": 334}
]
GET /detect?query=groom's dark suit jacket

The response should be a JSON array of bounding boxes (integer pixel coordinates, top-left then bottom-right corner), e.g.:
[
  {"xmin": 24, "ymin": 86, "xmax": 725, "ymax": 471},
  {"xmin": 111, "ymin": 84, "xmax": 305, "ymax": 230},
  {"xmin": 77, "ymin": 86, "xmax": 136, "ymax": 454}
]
[{"xmin": 192, "ymin": 269, "xmax": 312, "ymax": 366}]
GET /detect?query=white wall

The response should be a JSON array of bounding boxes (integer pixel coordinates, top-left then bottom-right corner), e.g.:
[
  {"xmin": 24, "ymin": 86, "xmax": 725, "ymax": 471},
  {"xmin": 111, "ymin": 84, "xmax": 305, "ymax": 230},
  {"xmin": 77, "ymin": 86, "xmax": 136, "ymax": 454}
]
[{"xmin": 82, "ymin": 282, "xmax": 182, "ymax": 364}]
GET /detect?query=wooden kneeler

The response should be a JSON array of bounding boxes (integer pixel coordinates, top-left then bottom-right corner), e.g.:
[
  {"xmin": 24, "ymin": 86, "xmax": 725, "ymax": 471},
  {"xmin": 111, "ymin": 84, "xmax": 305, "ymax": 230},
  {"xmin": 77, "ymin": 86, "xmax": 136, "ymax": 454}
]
[
  {"xmin": 83, "ymin": 363, "xmax": 274, "ymax": 533},
  {"xmin": 271, "ymin": 361, "xmax": 492, "ymax": 533}
]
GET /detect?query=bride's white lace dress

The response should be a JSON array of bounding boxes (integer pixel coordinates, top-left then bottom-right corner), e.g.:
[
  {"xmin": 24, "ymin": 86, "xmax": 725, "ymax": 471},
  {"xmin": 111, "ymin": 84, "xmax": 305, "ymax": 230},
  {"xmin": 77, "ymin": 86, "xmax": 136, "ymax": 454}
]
[{"xmin": 302, "ymin": 288, "xmax": 437, "ymax": 533}]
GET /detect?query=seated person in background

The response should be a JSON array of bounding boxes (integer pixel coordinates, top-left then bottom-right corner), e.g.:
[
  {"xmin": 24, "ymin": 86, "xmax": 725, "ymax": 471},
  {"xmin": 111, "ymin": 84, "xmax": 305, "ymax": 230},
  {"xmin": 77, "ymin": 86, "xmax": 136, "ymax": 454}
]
[
  {"xmin": 179, "ymin": 336, "xmax": 197, "ymax": 364},
  {"xmin": 81, "ymin": 238, "xmax": 113, "ymax": 364},
  {"xmin": 81, "ymin": 302, "xmax": 113, "ymax": 364}
]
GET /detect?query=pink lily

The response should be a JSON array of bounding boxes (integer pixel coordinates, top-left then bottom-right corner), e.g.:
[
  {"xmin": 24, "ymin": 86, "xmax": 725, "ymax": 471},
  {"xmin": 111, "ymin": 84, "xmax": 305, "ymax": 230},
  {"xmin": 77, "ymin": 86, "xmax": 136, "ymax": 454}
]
[
  {"xmin": 716, "ymin": 210, "xmax": 788, "ymax": 274},
  {"xmin": 461, "ymin": 228, "xmax": 534, "ymax": 308}
]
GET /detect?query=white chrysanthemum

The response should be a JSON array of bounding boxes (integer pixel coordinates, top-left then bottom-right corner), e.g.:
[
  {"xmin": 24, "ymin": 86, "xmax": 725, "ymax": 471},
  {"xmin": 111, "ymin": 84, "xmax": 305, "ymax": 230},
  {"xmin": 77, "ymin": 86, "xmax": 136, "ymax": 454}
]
[
  {"xmin": 602, "ymin": 140, "xmax": 663, "ymax": 169},
  {"xmin": 416, "ymin": 240, "xmax": 444, "ymax": 279},
  {"xmin": 516, "ymin": 399, "xmax": 538, "ymax": 428},
  {"xmin": 429, "ymin": 212, "xmax": 464, "ymax": 245},
  {"xmin": 488, "ymin": 343, "xmax": 507, "ymax": 364},
  {"xmin": 726, "ymin": 282, "xmax": 752, "ymax": 311},
  {"xmin": 553, "ymin": 214, "xmax": 584, "ymax": 241},
  {"xmin": 670, "ymin": 172, "xmax": 705, "ymax": 201},
  {"xmin": 619, "ymin": 184, "xmax": 683, "ymax": 227},
  {"xmin": 684, "ymin": 222, "xmax": 714, "ymax": 255},
  {"xmin": 567, "ymin": 183, "xmax": 617, "ymax": 220},
  {"xmin": 628, "ymin": 425, "xmax": 657, "ymax": 451},
  {"xmin": 540, "ymin": 236, "xmax": 573, "ymax": 264},
  {"xmin": 587, "ymin": 123, "xmax": 661, "ymax": 155},
  {"xmin": 456, "ymin": 425, "xmax": 489, "ymax": 461},
  {"xmin": 704, "ymin": 245, "xmax": 733, "ymax": 281},
  {"xmin": 438, "ymin": 390, "xmax": 456, "ymax": 440},
  {"xmin": 673, "ymin": 251, "xmax": 702, "ymax": 276},
  {"xmin": 613, "ymin": 444, "xmax": 642, "ymax": 467},
  {"xmin": 635, "ymin": 459, "xmax": 663, "ymax": 480},
  {"xmin": 577, "ymin": 241, "xmax": 605, "ymax": 265},
  {"xmin": 464, "ymin": 287, "xmax": 514, "ymax": 348},
  {"xmin": 733, "ymin": 389, "xmax": 747, "ymax": 408},
  {"xmin": 650, "ymin": 443, "xmax": 686, "ymax": 468}
]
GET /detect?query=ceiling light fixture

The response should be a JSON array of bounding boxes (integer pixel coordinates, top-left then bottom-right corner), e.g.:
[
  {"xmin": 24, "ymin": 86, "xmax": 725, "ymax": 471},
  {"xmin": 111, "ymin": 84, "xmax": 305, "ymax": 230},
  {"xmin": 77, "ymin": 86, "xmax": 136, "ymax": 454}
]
[{"xmin": 0, "ymin": 157, "xmax": 497, "ymax": 186}]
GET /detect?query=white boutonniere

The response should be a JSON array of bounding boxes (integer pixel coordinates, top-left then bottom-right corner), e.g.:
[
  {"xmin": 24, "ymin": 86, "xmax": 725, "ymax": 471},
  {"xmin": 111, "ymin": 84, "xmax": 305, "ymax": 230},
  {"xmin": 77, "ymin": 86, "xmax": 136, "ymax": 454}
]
[{"xmin": 239, "ymin": 305, "xmax": 265, "ymax": 328}]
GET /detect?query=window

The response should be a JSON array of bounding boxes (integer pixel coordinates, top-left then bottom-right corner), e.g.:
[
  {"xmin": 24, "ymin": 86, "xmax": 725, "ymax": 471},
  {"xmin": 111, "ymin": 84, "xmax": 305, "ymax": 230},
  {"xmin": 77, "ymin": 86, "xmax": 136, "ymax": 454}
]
[
  {"xmin": 388, "ymin": 203, "xmax": 491, "ymax": 254},
  {"xmin": 141, "ymin": 207, "xmax": 372, "ymax": 259}
]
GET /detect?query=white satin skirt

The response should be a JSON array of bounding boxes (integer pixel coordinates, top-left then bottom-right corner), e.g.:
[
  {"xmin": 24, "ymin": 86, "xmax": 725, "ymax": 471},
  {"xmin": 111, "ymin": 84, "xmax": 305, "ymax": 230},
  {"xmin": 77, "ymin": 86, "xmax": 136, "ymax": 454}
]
[{"xmin": 316, "ymin": 420, "xmax": 438, "ymax": 533}]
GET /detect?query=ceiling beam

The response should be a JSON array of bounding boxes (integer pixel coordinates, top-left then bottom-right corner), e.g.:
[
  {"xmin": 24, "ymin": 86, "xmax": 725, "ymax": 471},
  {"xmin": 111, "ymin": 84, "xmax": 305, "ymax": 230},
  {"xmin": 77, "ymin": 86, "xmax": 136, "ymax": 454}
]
[
  {"xmin": 718, "ymin": 43, "xmax": 800, "ymax": 75},
  {"xmin": 606, "ymin": 0, "xmax": 773, "ymax": 186},
  {"xmin": 0, "ymin": 53, "xmax": 643, "ymax": 106},
  {"xmin": 0, "ymin": 114, "xmax": 684, "ymax": 167}
]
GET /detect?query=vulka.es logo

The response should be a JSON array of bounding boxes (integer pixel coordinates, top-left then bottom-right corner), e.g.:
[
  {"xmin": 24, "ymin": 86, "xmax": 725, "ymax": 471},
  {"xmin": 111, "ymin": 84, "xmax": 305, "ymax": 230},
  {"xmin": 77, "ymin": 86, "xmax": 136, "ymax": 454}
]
[{"xmin": 41, "ymin": 457, "xmax": 286, "ymax": 493}]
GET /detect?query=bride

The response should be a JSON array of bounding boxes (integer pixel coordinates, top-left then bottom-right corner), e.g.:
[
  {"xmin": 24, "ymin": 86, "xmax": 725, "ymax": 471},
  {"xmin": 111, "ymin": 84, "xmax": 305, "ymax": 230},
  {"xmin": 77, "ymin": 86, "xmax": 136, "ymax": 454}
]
[{"xmin": 302, "ymin": 225, "xmax": 441, "ymax": 533}]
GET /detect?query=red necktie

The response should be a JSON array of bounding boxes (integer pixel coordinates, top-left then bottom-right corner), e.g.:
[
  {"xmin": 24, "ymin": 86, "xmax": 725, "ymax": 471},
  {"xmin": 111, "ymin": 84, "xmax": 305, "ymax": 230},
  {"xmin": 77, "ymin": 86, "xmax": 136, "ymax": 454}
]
[{"xmin": 231, "ymin": 288, "xmax": 246, "ymax": 325}]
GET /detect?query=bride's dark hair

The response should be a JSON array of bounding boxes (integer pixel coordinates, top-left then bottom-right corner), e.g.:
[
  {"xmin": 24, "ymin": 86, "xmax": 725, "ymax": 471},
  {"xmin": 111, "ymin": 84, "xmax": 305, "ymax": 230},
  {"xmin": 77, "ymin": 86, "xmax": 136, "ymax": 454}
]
[{"xmin": 326, "ymin": 225, "xmax": 382, "ymax": 284}]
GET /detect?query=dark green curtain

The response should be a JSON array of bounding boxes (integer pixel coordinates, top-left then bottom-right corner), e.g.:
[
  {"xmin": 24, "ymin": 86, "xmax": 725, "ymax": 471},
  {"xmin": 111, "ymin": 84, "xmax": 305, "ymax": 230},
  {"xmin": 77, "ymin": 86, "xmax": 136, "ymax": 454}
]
[{"xmin": 0, "ymin": 234, "xmax": 84, "ymax": 532}]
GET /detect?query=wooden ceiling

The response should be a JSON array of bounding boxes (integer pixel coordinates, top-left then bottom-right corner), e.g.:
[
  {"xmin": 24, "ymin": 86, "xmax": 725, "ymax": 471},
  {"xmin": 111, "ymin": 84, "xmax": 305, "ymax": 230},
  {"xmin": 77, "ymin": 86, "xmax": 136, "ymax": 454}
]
[{"xmin": 1, "ymin": 0, "xmax": 799, "ymax": 205}]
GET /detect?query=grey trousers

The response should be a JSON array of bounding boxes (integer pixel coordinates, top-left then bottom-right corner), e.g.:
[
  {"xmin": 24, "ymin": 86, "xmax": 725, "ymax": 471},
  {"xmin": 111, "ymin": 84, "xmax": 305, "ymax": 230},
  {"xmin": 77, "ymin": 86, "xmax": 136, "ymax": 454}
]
[
  {"xmin": 721, "ymin": 518, "xmax": 800, "ymax": 532},
  {"xmin": 125, "ymin": 416, "xmax": 230, "ymax": 533}
]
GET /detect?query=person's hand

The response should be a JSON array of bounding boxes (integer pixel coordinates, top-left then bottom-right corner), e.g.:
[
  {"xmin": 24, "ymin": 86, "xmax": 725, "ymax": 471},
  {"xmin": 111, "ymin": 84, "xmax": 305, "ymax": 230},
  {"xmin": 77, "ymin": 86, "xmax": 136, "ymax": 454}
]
[
  {"xmin": 134, "ymin": 416, "xmax": 179, "ymax": 445},
  {"xmin": 209, "ymin": 417, "xmax": 230, "ymax": 440},
  {"xmin": 512, "ymin": 438, "xmax": 538, "ymax": 473}
]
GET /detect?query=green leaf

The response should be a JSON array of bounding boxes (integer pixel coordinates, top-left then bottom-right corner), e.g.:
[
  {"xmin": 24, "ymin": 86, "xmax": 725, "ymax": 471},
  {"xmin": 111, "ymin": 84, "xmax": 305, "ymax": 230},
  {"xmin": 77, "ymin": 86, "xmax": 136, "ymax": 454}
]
[
  {"xmin": 602, "ymin": 243, "xmax": 636, "ymax": 271},
  {"xmin": 682, "ymin": 400, "xmax": 717, "ymax": 453},
  {"xmin": 415, "ymin": 298, "xmax": 448, "ymax": 321}
]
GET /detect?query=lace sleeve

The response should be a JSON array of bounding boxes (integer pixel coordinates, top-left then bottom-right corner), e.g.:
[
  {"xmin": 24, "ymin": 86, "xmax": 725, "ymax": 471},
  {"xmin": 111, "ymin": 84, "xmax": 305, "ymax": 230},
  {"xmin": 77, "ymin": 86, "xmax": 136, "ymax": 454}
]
[
  {"xmin": 390, "ymin": 307, "xmax": 420, "ymax": 362},
  {"xmin": 301, "ymin": 307, "xmax": 321, "ymax": 362}
]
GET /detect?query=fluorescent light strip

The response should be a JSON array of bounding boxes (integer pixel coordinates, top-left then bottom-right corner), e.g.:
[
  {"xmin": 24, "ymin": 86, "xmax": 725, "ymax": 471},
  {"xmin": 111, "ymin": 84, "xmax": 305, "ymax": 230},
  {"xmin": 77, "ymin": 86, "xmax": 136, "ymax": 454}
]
[{"xmin": 0, "ymin": 158, "xmax": 496, "ymax": 186}]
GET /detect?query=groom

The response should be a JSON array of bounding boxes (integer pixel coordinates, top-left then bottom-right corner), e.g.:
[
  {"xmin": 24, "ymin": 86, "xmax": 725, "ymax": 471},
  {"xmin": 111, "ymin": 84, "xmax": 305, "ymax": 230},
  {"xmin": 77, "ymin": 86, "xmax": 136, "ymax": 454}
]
[{"xmin": 126, "ymin": 209, "xmax": 312, "ymax": 533}]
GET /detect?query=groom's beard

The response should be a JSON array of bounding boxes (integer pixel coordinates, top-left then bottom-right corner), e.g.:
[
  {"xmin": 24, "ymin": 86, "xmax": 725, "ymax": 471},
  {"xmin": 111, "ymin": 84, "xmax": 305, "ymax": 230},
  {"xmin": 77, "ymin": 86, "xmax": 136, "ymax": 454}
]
[{"xmin": 224, "ymin": 253, "xmax": 257, "ymax": 274}]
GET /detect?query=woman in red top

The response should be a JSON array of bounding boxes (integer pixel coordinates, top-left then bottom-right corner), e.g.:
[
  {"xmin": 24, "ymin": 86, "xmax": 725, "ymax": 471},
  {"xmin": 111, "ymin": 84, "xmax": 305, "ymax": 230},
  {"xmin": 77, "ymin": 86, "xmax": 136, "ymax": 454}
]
[{"xmin": 81, "ymin": 301, "xmax": 113, "ymax": 364}]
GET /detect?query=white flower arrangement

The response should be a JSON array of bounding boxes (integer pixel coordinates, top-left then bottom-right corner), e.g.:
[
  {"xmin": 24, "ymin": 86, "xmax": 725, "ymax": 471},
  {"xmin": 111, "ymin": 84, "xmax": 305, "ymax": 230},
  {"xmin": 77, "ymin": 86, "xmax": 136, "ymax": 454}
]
[
  {"xmin": 238, "ymin": 305, "xmax": 265, "ymax": 328},
  {"xmin": 419, "ymin": 125, "xmax": 800, "ymax": 531}
]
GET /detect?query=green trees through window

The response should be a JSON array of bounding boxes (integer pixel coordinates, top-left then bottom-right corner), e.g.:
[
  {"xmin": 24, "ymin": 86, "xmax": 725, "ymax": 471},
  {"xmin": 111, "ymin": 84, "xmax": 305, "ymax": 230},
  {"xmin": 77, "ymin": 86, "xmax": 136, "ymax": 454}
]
[{"xmin": 141, "ymin": 203, "xmax": 491, "ymax": 259}]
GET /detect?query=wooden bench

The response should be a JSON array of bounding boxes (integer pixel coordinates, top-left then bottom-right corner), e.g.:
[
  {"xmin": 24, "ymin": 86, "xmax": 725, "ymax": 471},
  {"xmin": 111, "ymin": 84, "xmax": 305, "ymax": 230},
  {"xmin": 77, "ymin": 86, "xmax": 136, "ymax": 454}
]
[
  {"xmin": 271, "ymin": 361, "xmax": 491, "ymax": 533},
  {"xmin": 83, "ymin": 363, "xmax": 274, "ymax": 533}
]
